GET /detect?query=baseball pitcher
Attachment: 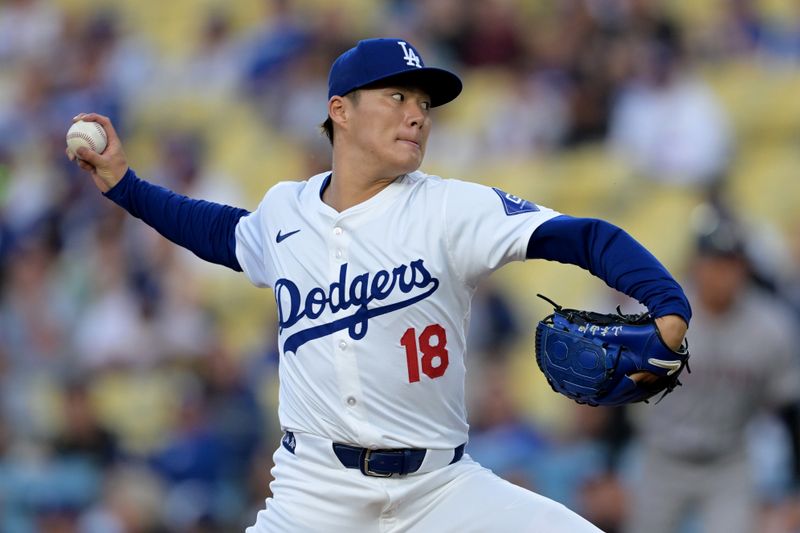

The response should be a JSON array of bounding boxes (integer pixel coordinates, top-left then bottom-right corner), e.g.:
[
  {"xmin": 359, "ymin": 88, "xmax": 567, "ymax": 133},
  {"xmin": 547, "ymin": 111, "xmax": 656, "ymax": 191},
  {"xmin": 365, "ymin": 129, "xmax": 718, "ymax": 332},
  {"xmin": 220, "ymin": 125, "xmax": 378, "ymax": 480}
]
[{"xmin": 68, "ymin": 38, "xmax": 691, "ymax": 532}]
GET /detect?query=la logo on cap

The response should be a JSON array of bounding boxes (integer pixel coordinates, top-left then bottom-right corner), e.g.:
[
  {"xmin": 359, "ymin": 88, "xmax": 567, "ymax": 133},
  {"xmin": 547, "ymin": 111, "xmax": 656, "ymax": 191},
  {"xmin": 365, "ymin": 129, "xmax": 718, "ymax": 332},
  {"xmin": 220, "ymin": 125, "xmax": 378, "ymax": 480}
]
[{"xmin": 397, "ymin": 41, "xmax": 422, "ymax": 67}]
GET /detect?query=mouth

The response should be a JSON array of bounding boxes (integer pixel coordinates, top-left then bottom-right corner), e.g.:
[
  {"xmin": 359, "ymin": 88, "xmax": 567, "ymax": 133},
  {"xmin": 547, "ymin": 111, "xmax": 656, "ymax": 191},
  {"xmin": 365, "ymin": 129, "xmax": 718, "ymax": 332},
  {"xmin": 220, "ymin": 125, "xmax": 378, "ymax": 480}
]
[{"xmin": 398, "ymin": 138, "xmax": 421, "ymax": 149}]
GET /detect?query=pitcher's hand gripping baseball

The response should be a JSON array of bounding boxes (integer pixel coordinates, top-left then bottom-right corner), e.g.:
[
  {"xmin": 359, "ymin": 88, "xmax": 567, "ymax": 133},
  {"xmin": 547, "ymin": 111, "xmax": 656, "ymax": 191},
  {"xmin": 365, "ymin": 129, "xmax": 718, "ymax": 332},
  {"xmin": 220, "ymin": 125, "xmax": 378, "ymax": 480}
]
[{"xmin": 66, "ymin": 113, "xmax": 128, "ymax": 193}]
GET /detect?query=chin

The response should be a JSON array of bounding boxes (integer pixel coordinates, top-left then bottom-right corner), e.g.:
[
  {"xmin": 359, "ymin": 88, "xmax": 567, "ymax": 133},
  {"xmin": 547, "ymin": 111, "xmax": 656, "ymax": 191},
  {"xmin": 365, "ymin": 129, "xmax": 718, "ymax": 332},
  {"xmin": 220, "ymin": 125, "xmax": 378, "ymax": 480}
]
[
  {"xmin": 403, "ymin": 160, "xmax": 422, "ymax": 174},
  {"xmin": 389, "ymin": 144, "xmax": 424, "ymax": 173},
  {"xmin": 395, "ymin": 155, "xmax": 424, "ymax": 175}
]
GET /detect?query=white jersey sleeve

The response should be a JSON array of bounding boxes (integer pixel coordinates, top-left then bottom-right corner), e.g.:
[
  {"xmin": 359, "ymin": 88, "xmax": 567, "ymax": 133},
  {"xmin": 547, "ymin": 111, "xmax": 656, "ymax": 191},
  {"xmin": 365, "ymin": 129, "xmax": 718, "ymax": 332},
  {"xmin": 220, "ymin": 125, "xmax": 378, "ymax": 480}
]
[
  {"xmin": 442, "ymin": 179, "xmax": 560, "ymax": 285},
  {"xmin": 234, "ymin": 184, "xmax": 284, "ymax": 288}
]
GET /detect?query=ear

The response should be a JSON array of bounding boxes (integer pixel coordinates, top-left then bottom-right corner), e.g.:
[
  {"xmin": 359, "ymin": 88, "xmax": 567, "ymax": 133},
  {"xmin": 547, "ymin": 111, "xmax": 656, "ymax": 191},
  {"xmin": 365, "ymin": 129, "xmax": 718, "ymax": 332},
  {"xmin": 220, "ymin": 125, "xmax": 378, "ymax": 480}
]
[{"xmin": 328, "ymin": 96, "xmax": 348, "ymax": 128}]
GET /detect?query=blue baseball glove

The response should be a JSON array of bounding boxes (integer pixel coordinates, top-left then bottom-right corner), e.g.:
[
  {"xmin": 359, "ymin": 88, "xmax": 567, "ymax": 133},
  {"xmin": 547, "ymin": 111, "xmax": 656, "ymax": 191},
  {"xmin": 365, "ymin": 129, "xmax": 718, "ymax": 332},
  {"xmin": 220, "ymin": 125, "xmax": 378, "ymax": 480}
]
[{"xmin": 534, "ymin": 295, "xmax": 690, "ymax": 407}]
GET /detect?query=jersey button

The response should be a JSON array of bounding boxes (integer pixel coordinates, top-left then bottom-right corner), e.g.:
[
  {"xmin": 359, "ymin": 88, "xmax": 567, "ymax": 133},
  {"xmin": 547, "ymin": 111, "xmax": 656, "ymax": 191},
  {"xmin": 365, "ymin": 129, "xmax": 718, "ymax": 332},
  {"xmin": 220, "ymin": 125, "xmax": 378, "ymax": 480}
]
[
  {"xmin": 338, "ymin": 340, "xmax": 347, "ymax": 350},
  {"xmin": 333, "ymin": 227, "xmax": 343, "ymax": 236},
  {"xmin": 346, "ymin": 396, "xmax": 357, "ymax": 406},
  {"xmin": 335, "ymin": 249, "xmax": 342, "ymax": 259}
]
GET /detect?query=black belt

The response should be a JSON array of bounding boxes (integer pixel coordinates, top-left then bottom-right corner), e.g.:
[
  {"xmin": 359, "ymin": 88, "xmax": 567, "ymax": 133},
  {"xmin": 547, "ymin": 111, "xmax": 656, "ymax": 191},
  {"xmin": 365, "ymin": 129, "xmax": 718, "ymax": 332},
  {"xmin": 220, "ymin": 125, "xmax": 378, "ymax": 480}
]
[{"xmin": 332, "ymin": 441, "xmax": 466, "ymax": 477}]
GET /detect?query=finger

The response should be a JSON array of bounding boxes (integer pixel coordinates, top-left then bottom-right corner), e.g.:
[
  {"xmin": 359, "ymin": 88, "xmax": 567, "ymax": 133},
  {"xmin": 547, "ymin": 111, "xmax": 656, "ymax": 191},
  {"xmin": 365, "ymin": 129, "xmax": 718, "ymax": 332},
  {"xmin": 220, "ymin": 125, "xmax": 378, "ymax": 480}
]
[
  {"xmin": 76, "ymin": 113, "xmax": 109, "ymax": 129},
  {"xmin": 76, "ymin": 147, "xmax": 103, "ymax": 167},
  {"xmin": 65, "ymin": 147, "xmax": 75, "ymax": 161},
  {"xmin": 76, "ymin": 112, "xmax": 104, "ymax": 123},
  {"xmin": 76, "ymin": 159, "xmax": 94, "ymax": 172},
  {"xmin": 77, "ymin": 113, "xmax": 120, "ymax": 147},
  {"xmin": 629, "ymin": 371, "xmax": 660, "ymax": 385}
]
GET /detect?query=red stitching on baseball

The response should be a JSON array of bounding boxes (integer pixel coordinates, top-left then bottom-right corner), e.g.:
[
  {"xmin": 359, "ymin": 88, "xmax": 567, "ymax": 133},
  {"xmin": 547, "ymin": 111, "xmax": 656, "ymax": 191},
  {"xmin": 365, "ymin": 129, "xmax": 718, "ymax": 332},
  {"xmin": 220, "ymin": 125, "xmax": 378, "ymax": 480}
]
[
  {"xmin": 67, "ymin": 132, "xmax": 97, "ymax": 151},
  {"xmin": 91, "ymin": 122, "xmax": 107, "ymax": 144}
]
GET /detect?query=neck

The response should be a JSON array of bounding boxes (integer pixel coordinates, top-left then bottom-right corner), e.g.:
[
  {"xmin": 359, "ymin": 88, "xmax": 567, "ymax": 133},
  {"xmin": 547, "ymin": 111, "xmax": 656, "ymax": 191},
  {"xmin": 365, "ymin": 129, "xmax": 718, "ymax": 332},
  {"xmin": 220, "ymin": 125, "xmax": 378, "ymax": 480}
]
[{"xmin": 323, "ymin": 151, "xmax": 402, "ymax": 212}]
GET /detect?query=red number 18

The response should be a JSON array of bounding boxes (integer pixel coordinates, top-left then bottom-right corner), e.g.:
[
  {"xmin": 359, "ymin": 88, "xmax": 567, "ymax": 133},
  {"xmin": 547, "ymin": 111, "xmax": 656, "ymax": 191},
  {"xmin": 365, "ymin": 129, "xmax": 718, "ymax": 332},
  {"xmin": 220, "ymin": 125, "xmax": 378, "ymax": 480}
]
[{"xmin": 400, "ymin": 324, "xmax": 449, "ymax": 383}]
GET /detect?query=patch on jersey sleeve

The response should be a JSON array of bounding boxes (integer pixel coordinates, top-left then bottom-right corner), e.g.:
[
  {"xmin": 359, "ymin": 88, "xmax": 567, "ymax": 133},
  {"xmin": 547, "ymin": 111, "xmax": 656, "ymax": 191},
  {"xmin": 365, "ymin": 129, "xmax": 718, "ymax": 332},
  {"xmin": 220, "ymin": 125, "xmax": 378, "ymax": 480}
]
[{"xmin": 492, "ymin": 188, "xmax": 539, "ymax": 215}]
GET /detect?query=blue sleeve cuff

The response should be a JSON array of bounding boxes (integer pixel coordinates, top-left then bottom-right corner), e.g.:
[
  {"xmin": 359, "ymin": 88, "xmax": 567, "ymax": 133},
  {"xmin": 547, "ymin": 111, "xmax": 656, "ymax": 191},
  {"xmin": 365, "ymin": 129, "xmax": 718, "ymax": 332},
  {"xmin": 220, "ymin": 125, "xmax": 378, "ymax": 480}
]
[{"xmin": 103, "ymin": 167, "xmax": 135, "ymax": 203}]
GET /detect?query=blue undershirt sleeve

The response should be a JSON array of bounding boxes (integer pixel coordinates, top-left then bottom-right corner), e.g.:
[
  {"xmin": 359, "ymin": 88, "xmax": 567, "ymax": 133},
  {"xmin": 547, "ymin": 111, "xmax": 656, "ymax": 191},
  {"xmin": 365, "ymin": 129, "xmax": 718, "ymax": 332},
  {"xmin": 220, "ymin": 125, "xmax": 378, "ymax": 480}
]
[
  {"xmin": 103, "ymin": 168, "xmax": 249, "ymax": 271},
  {"xmin": 526, "ymin": 215, "xmax": 691, "ymax": 323}
]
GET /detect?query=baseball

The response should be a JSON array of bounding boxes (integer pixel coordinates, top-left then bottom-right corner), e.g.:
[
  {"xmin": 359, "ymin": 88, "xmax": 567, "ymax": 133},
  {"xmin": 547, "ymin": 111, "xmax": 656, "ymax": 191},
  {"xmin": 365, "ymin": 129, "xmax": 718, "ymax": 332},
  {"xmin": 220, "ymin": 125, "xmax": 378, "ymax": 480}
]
[{"xmin": 66, "ymin": 120, "xmax": 107, "ymax": 158}]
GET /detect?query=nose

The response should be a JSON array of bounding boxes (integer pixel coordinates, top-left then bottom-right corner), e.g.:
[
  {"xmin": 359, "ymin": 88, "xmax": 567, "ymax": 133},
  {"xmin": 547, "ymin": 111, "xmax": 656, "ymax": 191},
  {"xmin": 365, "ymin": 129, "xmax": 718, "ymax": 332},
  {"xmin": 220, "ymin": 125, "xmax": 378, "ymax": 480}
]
[{"xmin": 405, "ymin": 102, "xmax": 426, "ymax": 129}]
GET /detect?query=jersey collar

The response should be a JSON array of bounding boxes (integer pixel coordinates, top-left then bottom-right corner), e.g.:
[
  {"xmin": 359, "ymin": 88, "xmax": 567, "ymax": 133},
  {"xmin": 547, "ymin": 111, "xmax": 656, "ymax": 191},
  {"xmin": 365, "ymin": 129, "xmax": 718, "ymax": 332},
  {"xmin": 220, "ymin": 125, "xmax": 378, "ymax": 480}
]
[{"xmin": 313, "ymin": 171, "xmax": 417, "ymax": 219}]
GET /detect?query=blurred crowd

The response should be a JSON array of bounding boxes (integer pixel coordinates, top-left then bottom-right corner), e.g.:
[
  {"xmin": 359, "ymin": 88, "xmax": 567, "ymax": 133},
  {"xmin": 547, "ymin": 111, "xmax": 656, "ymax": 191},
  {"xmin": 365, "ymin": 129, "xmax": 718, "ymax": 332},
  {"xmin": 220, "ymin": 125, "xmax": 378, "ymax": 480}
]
[{"xmin": 2, "ymin": 0, "xmax": 800, "ymax": 531}]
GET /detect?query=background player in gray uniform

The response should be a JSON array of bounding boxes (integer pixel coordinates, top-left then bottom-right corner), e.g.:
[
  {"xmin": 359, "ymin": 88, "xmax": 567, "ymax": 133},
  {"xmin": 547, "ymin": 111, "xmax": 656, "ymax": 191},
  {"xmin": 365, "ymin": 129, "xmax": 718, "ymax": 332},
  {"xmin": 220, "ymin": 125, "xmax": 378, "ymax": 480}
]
[
  {"xmin": 626, "ymin": 214, "xmax": 800, "ymax": 533},
  {"xmin": 69, "ymin": 38, "xmax": 689, "ymax": 532}
]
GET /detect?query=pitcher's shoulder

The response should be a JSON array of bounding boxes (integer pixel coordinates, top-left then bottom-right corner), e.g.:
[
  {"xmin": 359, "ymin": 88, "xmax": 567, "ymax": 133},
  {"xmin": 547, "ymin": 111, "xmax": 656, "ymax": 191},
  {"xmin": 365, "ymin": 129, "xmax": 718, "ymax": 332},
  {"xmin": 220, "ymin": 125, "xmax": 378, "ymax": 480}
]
[{"xmin": 406, "ymin": 170, "xmax": 475, "ymax": 193}]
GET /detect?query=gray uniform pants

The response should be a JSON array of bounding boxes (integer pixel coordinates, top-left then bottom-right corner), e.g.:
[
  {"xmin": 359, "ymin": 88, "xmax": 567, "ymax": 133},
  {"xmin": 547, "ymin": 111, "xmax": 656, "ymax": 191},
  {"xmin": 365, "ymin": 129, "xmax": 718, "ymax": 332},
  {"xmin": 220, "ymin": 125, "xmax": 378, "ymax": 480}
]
[{"xmin": 625, "ymin": 447, "xmax": 756, "ymax": 533}]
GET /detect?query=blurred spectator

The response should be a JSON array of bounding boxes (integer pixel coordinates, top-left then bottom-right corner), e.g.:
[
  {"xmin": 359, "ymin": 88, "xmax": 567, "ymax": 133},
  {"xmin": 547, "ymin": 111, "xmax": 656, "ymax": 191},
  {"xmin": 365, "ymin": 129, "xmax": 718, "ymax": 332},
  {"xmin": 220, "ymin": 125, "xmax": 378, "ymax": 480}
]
[
  {"xmin": 456, "ymin": 0, "xmax": 525, "ymax": 68},
  {"xmin": 709, "ymin": 0, "xmax": 766, "ymax": 57},
  {"xmin": 52, "ymin": 379, "xmax": 119, "ymax": 468},
  {"xmin": 0, "ymin": 0, "xmax": 60, "ymax": 64},
  {"xmin": 0, "ymin": 232, "xmax": 70, "ymax": 367},
  {"xmin": 467, "ymin": 364, "xmax": 550, "ymax": 491},
  {"xmin": 468, "ymin": 366, "xmax": 630, "ymax": 532},
  {"xmin": 171, "ymin": 10, "xmax": 244, "ymax": 99},
  {"xmin": 464, "ymin": 280, "xmax": 524, "ymax": 426},
  {"xmin": 72, "ymin": 218, "xmax": 160, "ymax": 369},
  {"xmin": 786, "ymin": 219, "xmax": 800, "ymax": 323},
  {"xmin": 715, "ymin": 0, "xmax": 800, "ymax": 62},
  {"xmin": 580, "ymin": 471, "xmax": 628, "ymax": 533},
  {"xmin": 0, "ymin": 232, "xmax": 77, "ymax": 442},
  {"xmin": 406, "ymin": 0, "xmax": 468, "ymax": 65},
  {"xmin": 244, "ymin": 0, "xmax": 311, "ymax": 81},
  {"xmin": 148, "ymin": 131, "xmax": 209, "ymax": 194},
  {"xmin": 50, "ymin": 12, "xmax": 126, "ymax": 137},
  {"xmin": 73, "ymin": 204, "xmax": 217, "ymax": 368},
  {"xmin": 0, "ymin": 378, "xmax": 121, "ymax": 531},
  {"xmin": 540, "ymin": 0, "xmax": 619, "ymax": 145},
  {"xmin": 0, "ymin": 61, "xmax": 59, "ymax": 157},
  {"xmin": 85, "ymin": 11, "xmax": 155, "ymax": 107},
  {"xmin": 482, "ymin": 70, "xmax": 568, "ymax": 159},
  {"xmin": 625, "ymin": 208, "xmax": 800, "ymax": 533},
  {"xmin": 608, "ymin": 18, "xmax": 732, "ymax": 187},
  {"xmin": 150, "ymin": 374, "xmax": 226, "ymax": 531},
  {"xmin": 0, "ymin": 430, "xmax": 103, "ymax": 532},
  {"xmin": 78, "ymin": 465, "xmax": 167, "ymax": 533},
  {"xmin": 202, "ymin": 349, "xmax": 264, "ymax": 471},
  {"xmin": 272, "ymin": 40, "xmax": 333, "ymax": 146},
  {"xmin": 466, "ymin": 280, "xmax": 523, "ymax": 363},
  {"xmin": 535, "ymin": 404, "xmax": 630, "ymax": 532},
  {"xmin": 242, "ymin": 0, "xmax": 313, "ymax": 126}
]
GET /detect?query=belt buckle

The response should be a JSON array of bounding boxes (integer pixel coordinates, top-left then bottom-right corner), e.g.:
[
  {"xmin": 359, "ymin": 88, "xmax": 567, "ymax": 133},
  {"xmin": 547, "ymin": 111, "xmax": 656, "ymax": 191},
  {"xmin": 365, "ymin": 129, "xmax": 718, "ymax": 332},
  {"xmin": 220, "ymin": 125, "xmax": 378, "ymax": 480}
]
[{"xmin": 362, "ymin": 449, "xmax": 393, "ymax": 478}]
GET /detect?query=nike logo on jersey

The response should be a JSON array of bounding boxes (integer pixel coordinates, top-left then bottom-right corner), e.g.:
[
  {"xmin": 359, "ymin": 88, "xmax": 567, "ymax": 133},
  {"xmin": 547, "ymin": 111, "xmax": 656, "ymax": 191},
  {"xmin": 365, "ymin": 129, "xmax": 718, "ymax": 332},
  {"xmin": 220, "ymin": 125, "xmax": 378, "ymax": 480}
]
[
  {"xmin": 275, "ymin": 259, "xmax": 439, "ymax": 354},
  {"xmin": 648, "ymin": 358, "xmax": 682, "ymax": 376},
  {"xmin": 276, "ymin": 229, "xmax": 301, "ymax": 243}
]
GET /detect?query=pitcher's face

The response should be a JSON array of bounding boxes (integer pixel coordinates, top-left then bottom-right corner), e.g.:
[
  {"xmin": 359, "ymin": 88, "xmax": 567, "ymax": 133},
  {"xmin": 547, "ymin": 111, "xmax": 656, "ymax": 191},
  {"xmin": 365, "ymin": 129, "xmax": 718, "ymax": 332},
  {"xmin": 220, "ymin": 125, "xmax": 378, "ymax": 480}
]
[{"xmin": 345, "ymin": 85, "xmax": 432, "ymax": 177}]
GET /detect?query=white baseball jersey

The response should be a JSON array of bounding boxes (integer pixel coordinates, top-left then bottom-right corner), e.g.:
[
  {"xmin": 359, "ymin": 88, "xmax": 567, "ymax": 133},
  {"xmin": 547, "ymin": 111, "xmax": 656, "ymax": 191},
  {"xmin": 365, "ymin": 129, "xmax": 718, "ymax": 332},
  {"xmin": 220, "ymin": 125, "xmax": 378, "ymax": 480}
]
[{"xmin": 234, "ymin": 170, "xmax": 560, "ymax": 450}]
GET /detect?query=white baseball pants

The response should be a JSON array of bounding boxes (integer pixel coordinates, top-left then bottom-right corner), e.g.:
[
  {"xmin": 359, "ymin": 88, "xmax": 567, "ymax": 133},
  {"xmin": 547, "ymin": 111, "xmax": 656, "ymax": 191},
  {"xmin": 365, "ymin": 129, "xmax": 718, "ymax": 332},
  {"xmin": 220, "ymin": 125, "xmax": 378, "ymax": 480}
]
[{"xmin": 247, "ymin": 432, "xmax": 603, "ymax": 532}]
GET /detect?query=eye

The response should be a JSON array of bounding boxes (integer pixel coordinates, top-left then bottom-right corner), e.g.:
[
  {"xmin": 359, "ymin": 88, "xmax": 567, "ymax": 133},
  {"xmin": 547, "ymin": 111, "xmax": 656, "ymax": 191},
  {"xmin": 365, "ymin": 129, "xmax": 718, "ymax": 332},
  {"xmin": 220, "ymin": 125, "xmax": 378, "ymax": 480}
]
[
  {"xmin": 421, "ymin": 101, "xmax": 431, "ymax": 111},
  {"xmin": 392, "ymin": 92, "xmax": 404, "ymax": 102}
]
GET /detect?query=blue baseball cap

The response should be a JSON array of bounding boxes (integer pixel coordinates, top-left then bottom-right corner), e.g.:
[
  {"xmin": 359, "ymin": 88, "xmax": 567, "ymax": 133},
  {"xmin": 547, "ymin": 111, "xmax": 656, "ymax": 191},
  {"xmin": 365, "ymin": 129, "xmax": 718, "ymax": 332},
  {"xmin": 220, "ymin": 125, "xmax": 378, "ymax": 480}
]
[{"xmin": 327, "ymin": 38, "xmax": 462, "ymax": 107}]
